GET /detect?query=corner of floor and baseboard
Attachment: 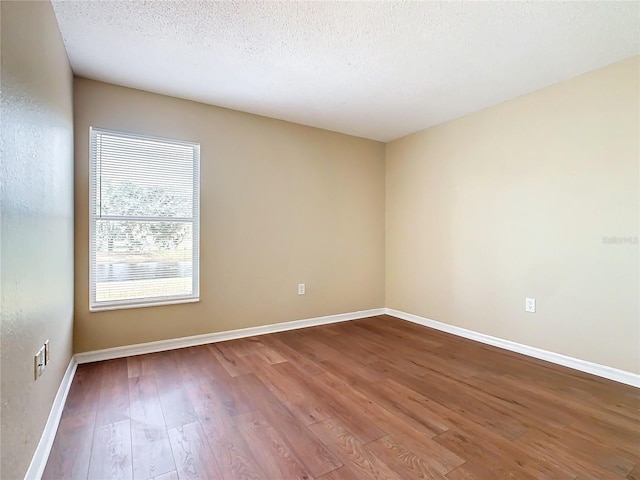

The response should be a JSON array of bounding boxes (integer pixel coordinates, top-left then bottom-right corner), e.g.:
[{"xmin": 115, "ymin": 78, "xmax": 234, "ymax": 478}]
[
  {"xmin": 385, "ymin": 308, "xmax": 640, "ymax": 389},
  {"xmin": 23, "ymin": 306, "xmax": 639, "ymax": 479},
  {"xmin": 24, "ymin": 357, "xmax": 78, "ymax": 480}
]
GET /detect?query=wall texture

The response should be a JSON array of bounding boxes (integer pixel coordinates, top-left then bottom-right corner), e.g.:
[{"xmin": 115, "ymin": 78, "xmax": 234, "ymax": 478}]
[
  {"xmin": 0, "ymin": 2, "xmax": 75, "ymax": 478},
  {"xmin": 386, "ymin": 57, "xmax": 639, "ymax": 374},
  {"xmin": 73, "ymin": 78, "xmax": 385, "ymax": 353}
]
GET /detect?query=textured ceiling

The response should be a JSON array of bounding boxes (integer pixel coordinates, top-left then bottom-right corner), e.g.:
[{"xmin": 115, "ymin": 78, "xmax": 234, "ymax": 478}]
[{"xmin": 52, "ymin": 1, "xmax": 639, "ymax": 142}]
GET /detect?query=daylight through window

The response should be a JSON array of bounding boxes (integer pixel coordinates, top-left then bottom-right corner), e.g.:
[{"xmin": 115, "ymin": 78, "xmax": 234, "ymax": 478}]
[{"xmin": 89, "ymin": 128, "xmax": 200, "ymax": 310}]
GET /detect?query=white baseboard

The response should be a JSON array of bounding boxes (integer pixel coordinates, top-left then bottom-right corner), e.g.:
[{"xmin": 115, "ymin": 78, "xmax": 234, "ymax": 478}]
[
  {"xmin": 24, "ymin": 306, "xmax": 639, "ymax": 479},
  {"xmin": 74, "ymin": 306, "xmax": 640, "ymax": 387},
  {"xmin": 75, "ymin": 308, "xmax": 386, "ymax": 364},
  {"xmin": 24, "ymin": 356, "xmax": 78, "ymax": 480},
  {"xmin": 385, "ymin": 308, "xmax": 640, "ymax": 388},
  {"xmin": 27, "ymin": 308, "xmax": 384, "ymax": 478}
]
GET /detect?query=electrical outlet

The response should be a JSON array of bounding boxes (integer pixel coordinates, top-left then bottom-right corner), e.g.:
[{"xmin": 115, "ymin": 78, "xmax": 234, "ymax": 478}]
[
  {"xmin": 44, "ymin": 340, "xmax": 50, "ymax": 365},
  {"xmin": 525, "ymin": 297, "xmax": 536, "ymax": 313},
  {"xmin": 34, "ymin": 345, "xmax": 46, "ymax": 380},
  {"xmin": 298, "ymin": 283, "xmax": 306, "ymax": 295}
]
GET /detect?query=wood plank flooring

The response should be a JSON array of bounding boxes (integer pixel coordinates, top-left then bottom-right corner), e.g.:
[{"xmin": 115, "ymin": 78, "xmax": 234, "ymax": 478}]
[{"xmin": 43, "ymin": 315, "xmax": 640, "ymax": 479}]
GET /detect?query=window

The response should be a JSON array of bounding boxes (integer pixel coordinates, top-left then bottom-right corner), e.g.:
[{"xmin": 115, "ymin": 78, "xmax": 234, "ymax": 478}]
[{"xmin": 89, "ymin": 128, "xmax": 200, "ymax": 311}]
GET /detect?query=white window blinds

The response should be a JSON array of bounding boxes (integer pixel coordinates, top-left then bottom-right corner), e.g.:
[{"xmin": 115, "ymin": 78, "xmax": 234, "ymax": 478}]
[{"xmin": 89, "ymin": 127, "xmax": 200, "ymax": 311}]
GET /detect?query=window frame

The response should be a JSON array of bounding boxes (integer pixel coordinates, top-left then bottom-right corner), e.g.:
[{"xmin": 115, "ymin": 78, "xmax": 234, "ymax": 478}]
[{"xmin": 88, "ymin": 127, "xmax": 200, "ymax": 312}]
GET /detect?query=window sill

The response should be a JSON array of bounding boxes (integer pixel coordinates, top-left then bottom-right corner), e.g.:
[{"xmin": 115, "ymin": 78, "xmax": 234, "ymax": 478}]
[{"xmin": 89, "ymin": 297, "xmax": 200, "ymax": 312}]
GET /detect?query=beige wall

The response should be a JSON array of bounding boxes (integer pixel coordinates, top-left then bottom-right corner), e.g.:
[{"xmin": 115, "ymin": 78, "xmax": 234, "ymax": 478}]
[
  {"xmin": 386, "ymin": 57, "xmax": 640, "ymax": 374},
  {"xmin": 0, "ymin": 1, "xmax": 75, "ymax": 478},
  {"xmin": 73, "ymin": 78, "xmax": 385, "ymax": 353}
]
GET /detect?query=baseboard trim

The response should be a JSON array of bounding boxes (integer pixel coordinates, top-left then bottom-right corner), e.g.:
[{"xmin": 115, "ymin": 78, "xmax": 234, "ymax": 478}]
[
  {"xmin": 75, "ymin": 308, "xmax": 386, "ymax": 364},
  {"xmin": 385, "ymin": 308, "xmax": 640, "ymax": 388},
  {"xmin": 24, "ymin": 356, "xmax": 78, "ymax": 480},
  {"xmin": 23, "ymin": 306, "xmax": 639, "ymax": 479}
]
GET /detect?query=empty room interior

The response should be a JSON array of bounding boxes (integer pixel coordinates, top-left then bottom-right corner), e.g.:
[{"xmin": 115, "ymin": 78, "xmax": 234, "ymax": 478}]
[{"xmin": 1, "ymin": 1, "xmax": 639, "ymax": 479}]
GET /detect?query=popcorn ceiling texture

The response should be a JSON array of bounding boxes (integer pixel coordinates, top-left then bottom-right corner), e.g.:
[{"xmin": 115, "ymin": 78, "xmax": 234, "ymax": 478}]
[{"xmin": 52, "ymin": 1, "xmax": 639, "ymax": 141}]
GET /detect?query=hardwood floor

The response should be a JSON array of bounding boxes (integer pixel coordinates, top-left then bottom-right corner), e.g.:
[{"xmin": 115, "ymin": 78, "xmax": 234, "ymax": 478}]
[{"xmin": 43, "ymin": 315, "xmax": 639, "ymax": 480}]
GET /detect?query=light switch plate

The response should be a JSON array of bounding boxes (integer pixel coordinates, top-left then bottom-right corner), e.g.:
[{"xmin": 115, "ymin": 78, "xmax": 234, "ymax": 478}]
[{"xmin": 34, "ymin": 345, "xmax": 46, "ymax": 379}]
